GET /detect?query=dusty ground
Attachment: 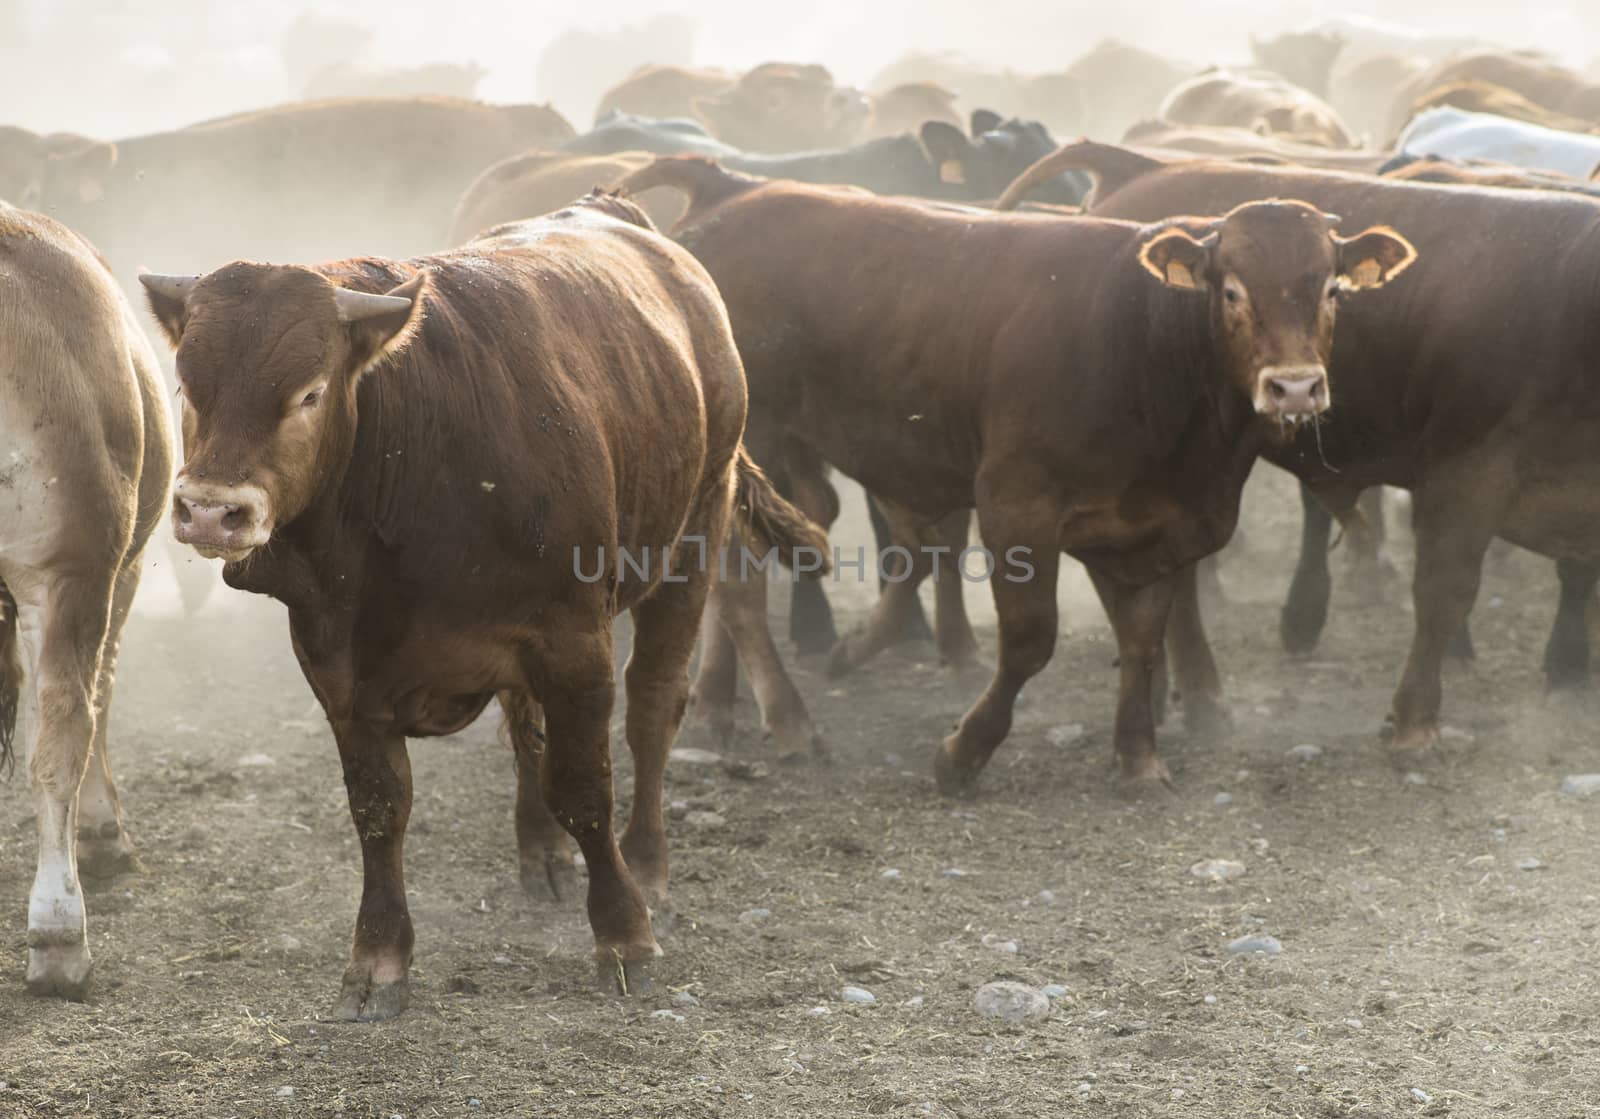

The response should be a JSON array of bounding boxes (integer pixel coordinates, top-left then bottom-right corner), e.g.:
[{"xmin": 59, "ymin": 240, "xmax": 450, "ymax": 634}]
[{"xmin": 3, "ymin": 467, "xmax": 1600, "ymax": 1119}]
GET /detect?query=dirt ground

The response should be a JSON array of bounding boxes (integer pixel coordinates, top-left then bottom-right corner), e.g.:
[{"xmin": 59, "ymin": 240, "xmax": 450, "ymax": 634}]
[{"xmin": 3, "ymin": 466, "xmax": 1599, "ymax": 1119}]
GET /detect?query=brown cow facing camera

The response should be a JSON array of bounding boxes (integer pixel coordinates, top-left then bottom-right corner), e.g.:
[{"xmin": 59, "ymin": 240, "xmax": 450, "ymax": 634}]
[
  {"xmin": 622, "ymin": 158, "xmax": 1414, "ymax": 794},
  {"xmin": 141, "ymin": 192, "xmax": 826, "ymax": 1020}
]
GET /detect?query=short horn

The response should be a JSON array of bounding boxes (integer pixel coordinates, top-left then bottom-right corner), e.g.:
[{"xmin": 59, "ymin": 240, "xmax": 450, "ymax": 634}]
[
  {"xmin": 137, "ymin": 272, "xmax": 200, "ymax": 303},
  {"xmin": 333, "ymin": 287, "xmax": 414, "ymax": 323}
]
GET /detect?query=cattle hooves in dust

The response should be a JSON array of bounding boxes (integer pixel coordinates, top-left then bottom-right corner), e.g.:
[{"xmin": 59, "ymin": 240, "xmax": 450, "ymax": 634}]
[
  {"xmin": 332, "ymin": 975, "xmax": 412, "ymax": 1023},
  {"xmin": 77, "ymin": 832, "xmax": 143, "ymax": 882},
  {"xmin": 26, "ymin": 943, "xmax": 93, "ymax": 1002},
  {"xmin": 932, "ymin": 743, "xmax": 982, "ymax": 801},
  {"xmin": 595, "ymin": 953, "xmax": 656, "ymax": 996},
  {"xmin": 1181, "ymin": 696, "xmax": 1233, "ymax": 741},
  {"xmin": 521, "ymin": 852, "xmax": 580, "ymax": 904}
]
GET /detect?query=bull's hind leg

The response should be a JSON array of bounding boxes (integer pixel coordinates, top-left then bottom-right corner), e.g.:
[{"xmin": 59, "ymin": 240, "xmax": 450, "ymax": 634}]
[
  {"xmin": 934, "ymin": 484, "xmax": 1061, "ymax": 798},
  {"xmin": 526, "ymin": 627, "xmax": 660, "ymax": 993},
  {"xmin": 621, "ymin": 515, "xmax": 725, "ymax": 906},
  {"xmin": 19, "ymin": 571, "xmax": 117, "ymax": 999},
  {"xmin": 1544, "ymin": 558, "xmax": 1599, "ymax": 691},
  {"xmin": 331, "ymin": 722, "xmax": 415, "ymax": 1021},
  {"xmin": 498, "ymin": 692, "xmax": 577, "ymax": 901},
  {"xmin": 76, "ymin": 554, "xmax": 145, "ymax": 879},
  {"xmin": 1165, "ymin": 562, "xmax": 1228, "ymax": 738},
  {"xmin": 708, "ymin": 558, "xmax": 824, "ymax": 759},
  {"xmin": 1281, "ymin": 480, "xmax": 1339, "ymax": 653}
]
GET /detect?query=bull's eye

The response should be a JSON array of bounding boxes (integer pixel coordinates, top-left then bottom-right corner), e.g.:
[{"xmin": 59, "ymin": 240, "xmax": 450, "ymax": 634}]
[
  {"xmin": 300, "ymin": 388, "xmax": 323, "ymax": 409},
  {"xmin": 1223, "ymin": 281, "xmax": 1245, "ymax": 307}
]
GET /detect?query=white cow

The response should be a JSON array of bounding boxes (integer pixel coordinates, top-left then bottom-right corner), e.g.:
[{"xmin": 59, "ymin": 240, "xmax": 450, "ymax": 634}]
[
  {"xmin": 1397, "ymin": 106, "xmax": 1600, "ymax": 180},
  {"xmin": 0, "ymin": 203, "xmax": 172, "ymax": 998}
]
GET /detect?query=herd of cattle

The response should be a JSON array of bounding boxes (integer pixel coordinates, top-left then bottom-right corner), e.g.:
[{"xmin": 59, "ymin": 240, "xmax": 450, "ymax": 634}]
[{"xmin": 6, "ymin": 19, "xmax": 1600, "ymax": 1024}]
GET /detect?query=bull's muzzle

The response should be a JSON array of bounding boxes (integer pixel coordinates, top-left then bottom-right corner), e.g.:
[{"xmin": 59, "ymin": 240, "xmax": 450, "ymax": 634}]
[
  {"xmin": 171, "ymin": 478, "xmax": 271, "ymax": 562},
  {"xmin": 1255, "ymin": 363, "xmax": 1329, "ymax": 422}
]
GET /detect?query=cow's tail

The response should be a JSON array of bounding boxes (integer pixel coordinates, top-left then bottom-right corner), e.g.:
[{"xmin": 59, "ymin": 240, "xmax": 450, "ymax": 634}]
[
  {"xmin": 995, "ymin": 140, "xmax": 1164, "ymax": 211},
  {"xmin": 0, "ymin": 584, "xmax": 18, "ymax": 778},
  {"xmin": 731, "ymin": 446, "xmax": 832, "ymax": 576},
  {"xmin": 617, "ymin": 156, "xmax": 761, "ymax": 229}
]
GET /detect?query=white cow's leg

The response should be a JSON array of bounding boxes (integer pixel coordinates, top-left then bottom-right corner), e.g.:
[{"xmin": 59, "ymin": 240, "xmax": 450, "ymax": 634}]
[
  {"xmin": 22, "ymin": 572, "xmax": 115, "ymax": 999},
  {"xmin": 76, "ymin": 555, "xmax": 145, "ymax": 878}
]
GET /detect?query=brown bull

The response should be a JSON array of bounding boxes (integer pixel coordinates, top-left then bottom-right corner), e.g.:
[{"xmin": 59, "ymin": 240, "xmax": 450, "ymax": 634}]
[
  {"xmin": 141, "ymin": 192, "xmax": 825, "ymax": 1020},
  {"xmin": 622, "ymin": 157, "xmax": 1413, "ymax": 793},
  {"xmin": 999, "ymin": 141, "xmax": 1600, "ymax": 752}
]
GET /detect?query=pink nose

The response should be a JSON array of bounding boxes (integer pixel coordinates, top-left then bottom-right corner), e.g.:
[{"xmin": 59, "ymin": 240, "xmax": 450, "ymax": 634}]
[
  {"xmin": 172, "ymin": 495, "xmax": 258, "ymax": 546},
  {"xmin": 1264, "ymin": 373, "xmax": 1327, "ymax": 415}
]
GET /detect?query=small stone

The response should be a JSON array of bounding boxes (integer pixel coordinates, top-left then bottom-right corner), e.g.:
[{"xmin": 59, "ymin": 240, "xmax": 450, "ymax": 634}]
[
  {"xmin": 902, "ymin": 995, "xmax": 924, "ymax": 1009},
  {"xmin": 841, "ymin": 986, "xmax": 876, "ymax": 1005},
  {"xmin": 1344, "ymin": 1018, "xmax": 1363, "ymax": 1030},
  {"xmin": 669, "ymin": 747, "xmax": 724, "ymax": 767},
  {"xmin": 1226, "ymin": 934, "xmax": 1282, "ymax": 956},
  {"xmin": 651, "ymin": 1009, "xmax": 685, "ymax": 1023},
  {"xmin": 491, "ymin": 954, "xmax": 513, "ymax": 966},
  {"xmin": 972, "ymin": 981, "xmax": 1050, "ymax": 1023},
  {"xmin": 685, "ymin": 810, "xmax": 727, "ymax": 829},
  {"xmin": 1074, "ymin": 1082, "xmax": 1092, "ymax": 1095},
  {"xmin": 237, "ymin": 752, "xmax": 275, "ymax": 767},
  {"xmin": 276, "ymin": 1087, "xmax": 295, "ymax": 1098},
  {"xmin": 1213, "ymin": 792, "xmax": 1234, "ymax": 807},
  {"xmin": 940, "ymin": 867, "xmax": 969, "ymax": 878},
  {"xmin": 276, "ymin": 934, "xmax": 303, "ymax": 952},
  {"xmin": 1190, "ymin": 859, "xmax": 1247, "ymax": 882},
  {"xmin": 806, "ymin": 1005, "xmax": 831, "ymax": 1017},
  {"xmin": 880, "ymin": 868, "xmax": 902, "ymax": 880},
  {"xmin": 672, "ymin": 991, "xmax": 700, "ymax": 1007},
  {"xmin": 1516, "ymin": 857, "xmax": 1545, "ymax": 871},
  {"xmin": 980, "ymin": 934, "xmax": 1019, "ymax": 954},
  {"xmin": 738, "ymin": 907, "xmax": 771, "ymax": 923},
  {"xmin": 1491, "ymin": 828, "xmax": 1507, "ymax": 843},
  {"xmin": 1046, "ymin": 723, "xmax": 1086, "ymax": 747},
  {"xmin": 1560, "ymin": 774, "xmax": 1600, "ymax": 798},
  {"xmin": 1203, "ymin": 994, "xmax": 1217, "ymax": 1005},
  {"xmin": 1041, "ymin": 984, "xmax": 1068, "ymax": 999},
  {"xmin": 1488, "ymin": 596, "xmax": 1504, "ymax": 608},
  {"xmin": 1035, "ymin": 889, "xmax": 1057, "ymax": 904},
  {"xmin": 468, "ymin": 1100, "xmax": 483, "ymax": 1109},
  {"xmin": 883, "ymin": 752, "xmax": 903, "ymax": 766},
  {"xmin": 1403, "ymin": 771, "xmax": 1427, "ymax": 786},
  {"xmin": 1439, "ymin": 725, "xmax": 1473, "ymax": 742},
  {"xmin": 1295, "ymin": 1065, "xmax": 1309, "ymax": 1075},
  {"xmin": 1288, "ymin": 744, "xmax": 1322, "ymax": 762},
  {"xmin": 1410, "ymin": 1088, "xmax": 1432, "ymax": 1104}
]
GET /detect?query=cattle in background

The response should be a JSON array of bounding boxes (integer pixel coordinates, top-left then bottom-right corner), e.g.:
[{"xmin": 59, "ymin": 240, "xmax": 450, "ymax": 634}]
[
  {"xmin": 0, "ymin": 126, "xmax": 95, "ymax": 206},
  {"xmin": 1380, "ymin": 151, "xmax": 1600, "ymax": 196},
  {"xmin": 1332, "ymin": 53, "xmax": 1431, "ymax": 144},
  {"xmin": 869, "ymin": 82, "xmax": 964, "ymax": 138},
  {"xmin": 23, "ymin": 97, "xmax": 573, "ymax": 282},
  {"xmin": 870, "ymin": 53, "xmax": 1086, "ymax": 137},
  {"xmin": 452, "ymin": 113, "xmax": 1086, "ymax": 249},
  {"xmin": 1120, "ymin": 121, "xmax": 1387, "ymax": 172},
  {"xmin": 595, "ymin": 66, "xmax": 738, "ymax": 125},
  {"xmin": 1062, "ymin": 40, "xmax": 1196, "ymax": 142},
  {"xmin": 1158, "ymin": 69, "xmax": 1360, "ymax": 149},
  {"xmin": 1396, "ymin": 107, "xmax": 1600, "ymax": 180},
  {"xmin": 694, "ymin": 63, "xmax": 871, "ymax": 153},
  {"xmin": 561, "ymin": 112, "xmax": 738, "ymax": 158},
  {"xmin": 1, "ymin": 204, "xmax": 173, "ymax": 999},
  {"xmin": 622, "ymin": 156, "xmax": 1413, "ymax": 794},
  {"xmin": 142, "ymin": 192, "xmax": 827, "ymax": 1020},
  {"xmin": 1397, "ymin": 50, "xmax": 1600, "ymax": 135},
  {"xmin": 1402, "ymin": 80, "xmax": 1600, "ymax": 138},
  {"xmin": 1000, "ymin": 141, "xmax": 1600, "ymax": 752},
  {"xmin": 535, "ymin": 15, "xmax": 699, "ymax": 125}
]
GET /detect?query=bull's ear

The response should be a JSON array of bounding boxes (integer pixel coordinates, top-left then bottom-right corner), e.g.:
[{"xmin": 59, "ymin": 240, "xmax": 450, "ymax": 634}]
[
  {"xmin": 970, "ymin": 108, "xmax": 1003, "ymax": 137},
  {"xmin": 336, "ymin": 271, "xmax": 428, "ymax": 376},
  {"xmin": 919, "ymin": 120, "xmax": 974, "ymax": 184},
  {"xmin": 1138, "ymin": 227, "xmax": 1217, "ymax": 291},
  {"xmin": 138, "ymin": 271, "xmax": 201, "ymax": 347},
  {"xmin": 47, "ymin": 141, "xmax": 117, "ymax": 204},
  {"xmin": 1335, "ymin": 226, "xmax": 1417, "ymax": 290}
]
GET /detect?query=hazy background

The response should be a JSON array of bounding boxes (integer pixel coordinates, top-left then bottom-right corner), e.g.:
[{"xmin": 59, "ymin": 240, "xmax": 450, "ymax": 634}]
[{"xmin": 3, "ymin": 0, "xmax": 1593, "ymax": 137}]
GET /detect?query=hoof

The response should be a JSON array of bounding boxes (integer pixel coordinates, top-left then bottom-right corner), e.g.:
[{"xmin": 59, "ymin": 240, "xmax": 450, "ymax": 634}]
[
  {"xmin": 1118, "ymin": 753, "xmax": 1173, "ymax": 786},
  {"xmin": 766, "ymin": 719, "xmax": 827, "ymax": 764},
  {"xmin": 594, "ymin": 947, "xmax": 660, "ymax": 996},
  {"xmin": 333, "ymin": 972, "xmax": 411, "ymax": 1022},
  {"xmin": 825, "ymin": 637, "xmax": 865, "ymax": 679},
  {"xmin": 26, "ymin": 938, "xmax": 93, "ymax": 1001},
  {"xmin": 933, "ymin": 740, "xmax": 981, "ymax": 800},
  {"xmin": 1388, "ymin": 724, "xmax": 1439, "ymax": 754},
  {"xmin": 77, "ymin": 830, "xmax": 142, "ymax": 882},
  {"xmin": 790, "ymin": 616, "xmax": 839, "ymax": 657},
  {"xmin": 521, "ymin": 850, "xmax": 580, "ymax": 903},
  {"xmin": 1182, "ymin": 696, "xmax": 1232, "ymax": 741}
]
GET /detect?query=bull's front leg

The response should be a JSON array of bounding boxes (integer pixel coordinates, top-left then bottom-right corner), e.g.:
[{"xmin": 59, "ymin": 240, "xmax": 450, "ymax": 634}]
[
  {"xmin": 934, "ymin": 483, "xmax": 1061, "ymax": 798},
  {"xmin": 1280, "ymin": 479, "xmax": 1339, "ymax": 653},
  {"xmin": 1165, "ymin": 561, "xmax": 1229, "ymax": 738},
  {"xmin": 331, "ymin": 719, "xmax": 415, "ymax": 1022},
  {"xmin": 1088, "ymin": 568, "xmax": 1178, "ymax": 783}
]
